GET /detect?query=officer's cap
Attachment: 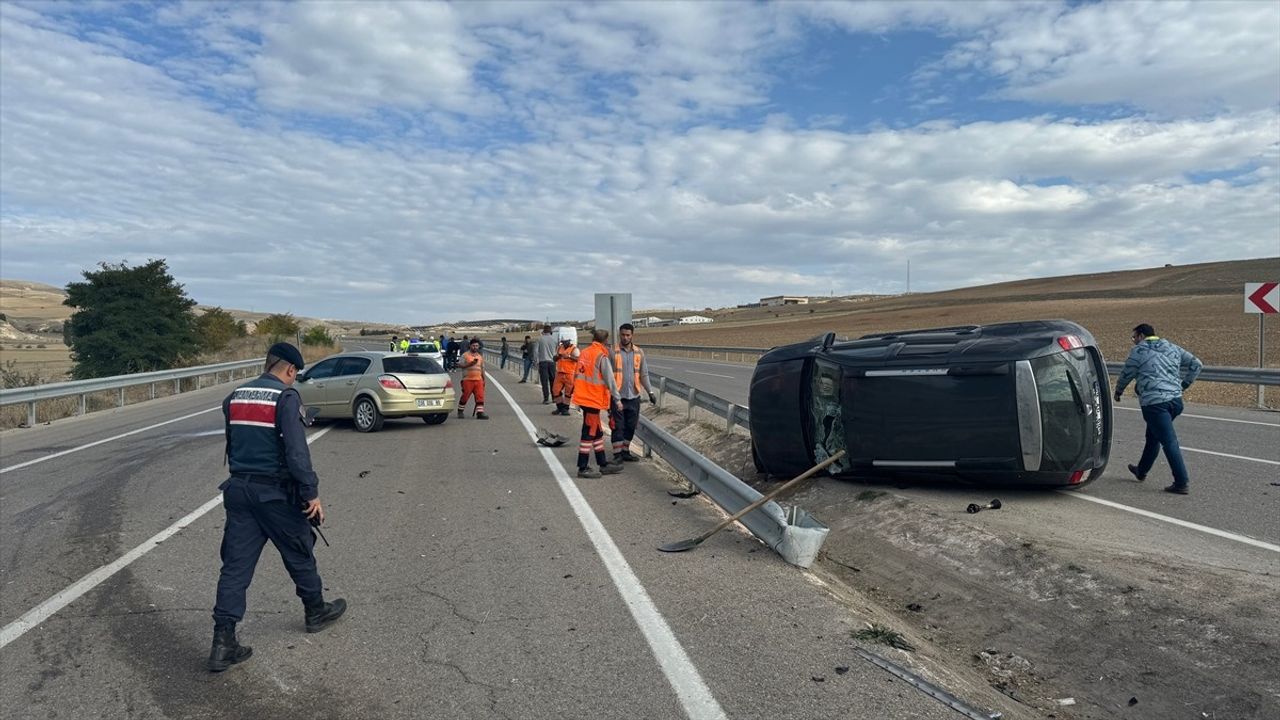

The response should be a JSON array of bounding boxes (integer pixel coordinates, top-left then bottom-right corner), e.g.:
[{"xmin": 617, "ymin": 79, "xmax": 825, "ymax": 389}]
[{"xmin": 268, "ymin": 342, "xmax": 306, "ymax": 370}]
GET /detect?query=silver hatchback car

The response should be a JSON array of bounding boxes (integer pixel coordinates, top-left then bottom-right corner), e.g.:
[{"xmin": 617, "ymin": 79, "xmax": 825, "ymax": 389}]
[{"xmin": 296, "ymin": 351, "xmax": 457, "ymax": 432}]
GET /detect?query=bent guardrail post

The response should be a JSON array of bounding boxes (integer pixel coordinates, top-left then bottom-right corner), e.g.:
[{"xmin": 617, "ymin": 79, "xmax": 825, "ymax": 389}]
[{"xmin": 636, "ymin": 416, "xmax": 828, "ymax": 568}]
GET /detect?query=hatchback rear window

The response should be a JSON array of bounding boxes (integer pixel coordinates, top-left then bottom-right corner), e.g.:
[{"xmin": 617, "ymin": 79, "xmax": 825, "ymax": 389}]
[{"xmin": 383, "ymin": 356, "xmax": 444, "ymax": 374}]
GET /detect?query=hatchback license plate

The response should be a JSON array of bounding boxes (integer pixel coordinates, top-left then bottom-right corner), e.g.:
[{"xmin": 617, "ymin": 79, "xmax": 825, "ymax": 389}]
[{"xmin": 416, "ymin": 399, "xmax": 442, "ymax": 408}]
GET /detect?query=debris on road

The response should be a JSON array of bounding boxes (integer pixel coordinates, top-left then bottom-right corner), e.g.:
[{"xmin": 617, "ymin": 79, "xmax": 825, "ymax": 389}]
[
  {"xmin": 1055, "ymin": 697, "xmax": 1076, "ymax": 706},
  {"xmin": 966, "ymin": 499, "xmax": 1002, "ymax": 514},
  {"xmin": 358, "ymin": 470, "xmax": 370, "ymax": 478},
  {"xmin": 835, "ymin": 666, "xmax": 849, "ymax": 675},
  {"xmin": 536, "ymin": 428, "xmax": 568, "ymax": 447}
]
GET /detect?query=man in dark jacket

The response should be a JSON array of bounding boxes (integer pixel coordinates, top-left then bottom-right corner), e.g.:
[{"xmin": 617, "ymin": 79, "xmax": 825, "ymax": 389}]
[
  {"xmin": 1114, "ymin": 324, "xmax": 1203, "ymax": 495},
  {"xmin": 209, "ymin": 342, "xmax": 346, "ymax": 672}
]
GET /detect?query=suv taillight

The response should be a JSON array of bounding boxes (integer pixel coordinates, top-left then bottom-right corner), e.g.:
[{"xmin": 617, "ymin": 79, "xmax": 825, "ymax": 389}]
[
  {"xmin": 1057, "ymin": 335, "xmax": 1084, "ymax": 351},
  {"xmin": 379, "ymin": 375, "xmax": 406, "ymax": 390}
]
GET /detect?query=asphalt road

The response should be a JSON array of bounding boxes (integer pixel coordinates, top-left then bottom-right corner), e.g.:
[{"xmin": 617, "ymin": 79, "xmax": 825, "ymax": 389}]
[
  {"xmin": 0, "ymin": 354, "xmax": 960, "ymax": 719},
  {"xmin": 644, "ymin": 353, "xmax": 1280, "ymax": 553}
]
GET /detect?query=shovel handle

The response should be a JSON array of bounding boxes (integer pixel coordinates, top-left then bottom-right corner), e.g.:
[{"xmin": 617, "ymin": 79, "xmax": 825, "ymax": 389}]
[{"xmin": 694, "ymin": 450, "xmax": 846, "ymax": 544}]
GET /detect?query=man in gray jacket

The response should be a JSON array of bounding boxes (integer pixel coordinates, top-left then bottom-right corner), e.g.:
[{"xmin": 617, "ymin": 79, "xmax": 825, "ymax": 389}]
[
  {"xmin": 533, "ymin": 325, "xmax": 559, "ymax": 404},
  {"xmin": 1113, "ymin": 323, "xmax": 1203, "ymax": 494}
]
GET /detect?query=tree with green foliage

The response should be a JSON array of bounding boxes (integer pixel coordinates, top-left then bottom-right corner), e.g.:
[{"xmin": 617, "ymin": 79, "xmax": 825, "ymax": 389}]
[
  {"xmin": 255, "ymin": 313, "xmax": 300, "ymax": 342},
  {"xmin": 302, "ymin": 325, "xmax": 334, "ymax": 346},
  {"xmin": 195, "ymin": 306, "xmax": 247, "ymax": 352},
  {"xmin": 63, "ymin": 259, "xmax": 197, "ymax": 378}
]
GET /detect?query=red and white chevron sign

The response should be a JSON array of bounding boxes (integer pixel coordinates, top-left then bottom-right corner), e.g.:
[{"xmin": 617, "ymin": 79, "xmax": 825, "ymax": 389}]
[{"xmin": 1245, "ymin": 282, "xmax": 1279, "ymax": 314}]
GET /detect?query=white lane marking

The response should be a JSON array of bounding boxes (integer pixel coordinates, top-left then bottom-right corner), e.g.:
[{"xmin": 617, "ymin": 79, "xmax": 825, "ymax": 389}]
[
  {"xmin": 1059, "ymin": 490, "xmax": 1280, "ymax": 554},
  {"xmin": 1182, "ymin": 447, "xmax": 1280, "ymax": 465},
  {"xmin": 0, "ymin": 426, "xmax": 334, "ymax": 650},
  {"xmin": 487, "ymin": 372, "xmax": 727, "ymax": 720},
  {"xmin": 1, "ymin": 407, "xmax": 220, "ymax": 475},
  {"xmin": 1113, "ymin": 405, "xmax": 1280, "ymax": 427},
  {"xmin": 687, "ymin": 371, "xmax": 734, "ymax": 379}
]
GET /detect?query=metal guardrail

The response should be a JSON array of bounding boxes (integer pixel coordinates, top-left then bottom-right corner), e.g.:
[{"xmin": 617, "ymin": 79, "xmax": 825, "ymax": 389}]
[
  {"xmin": 480, "ymin": 347, "xmax": 827, "ymax": 567},
  {"xmin": 648, "ymin": 343, "xmax": 1280, "ymax": 386},
  {"xmin": 0, "ymin": 359, "xmax": 262, "ymax": 427}
]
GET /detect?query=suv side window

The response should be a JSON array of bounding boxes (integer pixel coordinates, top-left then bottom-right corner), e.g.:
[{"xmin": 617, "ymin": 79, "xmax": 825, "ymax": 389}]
[
  {"xmin": 304, "ymin": 358, "xmax": 340, "ymax": 381},
  {"xmin": 334, "ymin": 357, "xmax": 372, "ymax": 377}
]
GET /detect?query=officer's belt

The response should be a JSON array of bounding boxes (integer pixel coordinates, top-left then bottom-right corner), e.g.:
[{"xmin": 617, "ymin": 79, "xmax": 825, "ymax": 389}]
[{"xmin": 233, "ymin": 473, "xmax": 290, "ymax": 487}]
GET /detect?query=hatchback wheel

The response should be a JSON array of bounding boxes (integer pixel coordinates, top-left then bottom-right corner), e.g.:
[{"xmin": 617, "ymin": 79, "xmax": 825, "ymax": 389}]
[
  {"xmin": 353, "ymin": 397, "xmax": 383, "ymax": 433},
  {"xmin": 422, "ymin": 413, "xmax": 448, "ymax": 425}
]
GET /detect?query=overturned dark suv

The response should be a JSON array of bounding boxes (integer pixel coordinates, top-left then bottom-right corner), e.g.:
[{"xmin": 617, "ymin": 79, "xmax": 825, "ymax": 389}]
[{"xmin": 749, "ymin": 320, "xmax": 1112, "ymax": 488}]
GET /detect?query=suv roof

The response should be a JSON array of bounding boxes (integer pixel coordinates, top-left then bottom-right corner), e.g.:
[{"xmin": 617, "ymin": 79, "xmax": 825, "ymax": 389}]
[{"xmin": 759, "ymin": 320, "xmax": 1097, "ymax": 366}]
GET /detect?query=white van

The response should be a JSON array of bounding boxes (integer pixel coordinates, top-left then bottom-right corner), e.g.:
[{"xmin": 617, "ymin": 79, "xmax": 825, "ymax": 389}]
[{"xmin": 554, "ymin": 326, "xmax": 579, "ymax": 347}]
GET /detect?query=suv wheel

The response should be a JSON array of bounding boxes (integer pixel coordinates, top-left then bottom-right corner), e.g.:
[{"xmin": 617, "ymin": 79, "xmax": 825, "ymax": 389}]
[{"xmin": 353, "ymin": 397, "xmax": 384, "ymax": 433}]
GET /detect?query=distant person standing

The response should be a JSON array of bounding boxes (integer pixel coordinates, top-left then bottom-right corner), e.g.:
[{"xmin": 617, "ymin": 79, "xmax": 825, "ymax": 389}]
[
  {"xmin": 519, "ymin": 335, "xmax": 534, "ymax": 383},
  {"xmin": 500, "ymin": 336, "xmax": 510, "ymax": 369},
  {"xmin": 388, "ymin": 335, "xmax": 398, "ymax": 352},
  {"xmin": 610, "ymin": 323, "xmax": 656, "ymax": 461},
  {"xmin": 446, "ymin": 336, "xmax": 461, "ymax": 371},
  {"xmin": 208, "ymin": 343, "xmax": 346, "ymax": 672},
  {"xmin": 1114, "ymin": 323, "xmax": 1202, "ymax": 495},
  {"xmin": 552, "ymin": 338, "xmax": 580, "ymax": 415},
  {"xmin": 573, "ymin": 329, "xmax": 623, "ymax": 478},
  {"xmin": 456, "ymin": 338, "xmax": 489, "ymax": 419},
  {"xmin": 534, "ymin": 325, "xmax": 558, "ymax": 404}
]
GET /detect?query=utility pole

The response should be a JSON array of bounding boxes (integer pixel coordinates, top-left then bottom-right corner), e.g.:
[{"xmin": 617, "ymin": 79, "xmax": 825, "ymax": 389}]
[{"xmin": 906, "ymin": 260, "xmax": 911, "ymax": 295}]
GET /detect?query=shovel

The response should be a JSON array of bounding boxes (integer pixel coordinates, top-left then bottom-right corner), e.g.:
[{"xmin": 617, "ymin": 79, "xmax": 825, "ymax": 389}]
[{"xmin": 658, "ymin": 450, "xmax": 845, "ymax": 553}]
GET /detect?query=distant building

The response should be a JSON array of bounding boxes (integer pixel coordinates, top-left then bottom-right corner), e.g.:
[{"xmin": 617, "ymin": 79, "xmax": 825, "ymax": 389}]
[
  {"xmin": 679, "ymin": 315, "xmax": 714, "ymax": 325},
  {"xmin": 760, "ymin": 295, "xmax": 808, "ymax": 306},
  {"xmin": 634, "ymin": 316, "xmax": 664, "ymax": 327}
]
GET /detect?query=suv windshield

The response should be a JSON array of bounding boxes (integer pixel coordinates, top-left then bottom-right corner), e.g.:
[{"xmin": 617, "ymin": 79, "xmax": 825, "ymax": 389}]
[{"xmin": 383, "ymin": 356, "xmax": 444, "ymax": 374}]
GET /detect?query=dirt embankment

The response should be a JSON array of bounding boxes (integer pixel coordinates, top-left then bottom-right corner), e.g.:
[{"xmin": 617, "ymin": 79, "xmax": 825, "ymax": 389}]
[{"xmin": 642, "ymin": 408, "xmax": 1280, "ymax": 720}]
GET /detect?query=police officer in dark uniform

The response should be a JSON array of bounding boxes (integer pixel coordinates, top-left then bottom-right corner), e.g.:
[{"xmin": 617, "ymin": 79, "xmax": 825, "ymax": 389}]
[{"xmin": 208, "ymin": 342, "xmax": 347, "ymax": 672}]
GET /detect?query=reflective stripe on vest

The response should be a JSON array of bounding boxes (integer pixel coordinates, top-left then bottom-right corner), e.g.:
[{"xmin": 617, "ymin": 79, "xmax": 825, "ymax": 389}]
[
  {"xmin": 613, "ymin": 345, "xmax": 644, "ymax": 393},
  {"xmin": 573, "ymin": 342, "xmax": 611, "ymax": 409}
]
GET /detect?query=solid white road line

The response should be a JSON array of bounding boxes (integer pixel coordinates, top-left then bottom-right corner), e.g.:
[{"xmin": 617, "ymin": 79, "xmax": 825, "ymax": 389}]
[
  {"xmin": 1181, "ymin": 446, "xmax": 1280, "ymax": 465},
  {"xmin": 0, "ymin": 425, "xmax": 334, "ymax": 650},
  {"xmin": 1, "ymin": 407, "xmax": 220, "ymax": 475},
  {"xmin": 1059, "ymin": 490, "xmax": 1280, "ymax": 554},
  {"xmin": 1113, "ymin": 405, "xmax": 1280, "ymax": 427},
  {"xmin": 686, "ymin": 371, "xmax": 735, "ymax": 379},
  {"xmin": 487, "ymin": 372, "xmax": 728, "ymax": 720}
]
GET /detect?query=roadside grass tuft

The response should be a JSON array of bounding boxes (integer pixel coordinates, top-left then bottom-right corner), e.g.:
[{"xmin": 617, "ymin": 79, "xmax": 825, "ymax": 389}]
[
  {"xmin": 855, "ymin": 490, "xmax": 886, "ymax": 502},
  {"xmin": 853, "ymin": 624, "xmax": 916, "ymax": 652}
]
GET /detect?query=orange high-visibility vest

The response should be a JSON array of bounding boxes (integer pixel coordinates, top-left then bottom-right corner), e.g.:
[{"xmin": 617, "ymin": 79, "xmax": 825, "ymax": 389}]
[
  {"xmin": 461, "ymin": 351, "xmax": 484, "ymax": 381},
  {"xmin": 612, "ymin": 344, "xmax": 644, "ymax": 392},
  {"xmin": 573, "ymin": 342, "xmax": 611, "ymax": 410},
  {"xmin": 556, "ymin": 344, "xmax": 579, "ymax": 375}
]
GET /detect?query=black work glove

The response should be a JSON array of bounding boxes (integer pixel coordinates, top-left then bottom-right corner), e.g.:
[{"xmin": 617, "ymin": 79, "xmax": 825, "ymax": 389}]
[
  {"xmin": 648, "ymin": 392, "xmax": 657, "ymax": 405},
  {"xmin": 1181, "ymin": 381, "xmax": 1190, "ymax": 390}
]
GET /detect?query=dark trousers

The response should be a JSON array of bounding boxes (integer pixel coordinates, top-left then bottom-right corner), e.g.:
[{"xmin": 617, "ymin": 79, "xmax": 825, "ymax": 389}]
[
  {"xmin": 1137, "ymin": 398, "xmax": 1190, "ymax": 486},
  {"xmin": 611, "ymin": 397, "xmax": 641, "ymax": 456},
  {"xmin": 500, "ymin": 353, "xmax": 509, "ymax": 369},
  {"xmin": 538, "ymin": 361, "xmax": 555, "ymax": 401},
  {"xmin": 213, "ymin": 478, "xmax": 322, "ymax": 628},
  {"xmin": 578, "ymin": 408, "xmax": 609, "ymax": 469},
  {"xmin": 521, "ymin": 357, "xmax": 533, "ymax": 381}
]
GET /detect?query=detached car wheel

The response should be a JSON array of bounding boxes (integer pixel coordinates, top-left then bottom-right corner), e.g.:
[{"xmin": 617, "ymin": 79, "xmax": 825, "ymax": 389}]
[
  {"xmin": 353, "ymin": 397, "xmax": 384, "ymax": 433},
  {"xmin": 422, "ymin": 413, "xmax": 448, "ymax": 425}
]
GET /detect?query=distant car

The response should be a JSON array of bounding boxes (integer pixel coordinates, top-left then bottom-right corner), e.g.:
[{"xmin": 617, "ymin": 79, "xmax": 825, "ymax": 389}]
[
  {"xmin": 749, "ymin": 320, "xmax": 1112, "ymax": 487},
  {"xmin": 296, "ymin": 351, "xmax": 456, "ymax": 432},
  {"xmin": 406, "ymin": 341, "xmax": 443, "ymax": 364}
]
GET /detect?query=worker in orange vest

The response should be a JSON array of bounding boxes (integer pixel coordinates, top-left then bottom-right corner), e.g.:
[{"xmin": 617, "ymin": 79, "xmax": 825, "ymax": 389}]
[
  {"xmin": 456, "ymin": 338, "xmax": 489, "ymax": 419},
  {"xmin": 551, "ymin": 338, "xmax": 580, "ymax": 416},
  {"xmin": 611, "ymin": 323, "xmax": 656, "ymax": 462},
  {"xmin": 572, "ymin": 329, "xmax": 623, "ymax": 478}
]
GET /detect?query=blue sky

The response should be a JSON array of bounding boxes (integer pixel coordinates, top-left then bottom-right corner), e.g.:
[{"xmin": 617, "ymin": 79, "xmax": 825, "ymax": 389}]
[{"xmin": 1, "ymin": 1, "xmax": 1278, "ymax": 324}]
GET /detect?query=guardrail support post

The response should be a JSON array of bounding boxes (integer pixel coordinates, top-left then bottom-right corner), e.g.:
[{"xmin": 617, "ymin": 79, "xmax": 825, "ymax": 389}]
[
  {"xmin": 196, "ymin": 374, "xmax": 202, "ymax": 390},
  {"xmin": 725, "ymin": 403, "xmax": 738, "ymax": 432},
  {"xmin": 79, "ymin": 394, "xmax": 86, "ymax": 416},
  {"xmin": 118, "ymin": 387, "xmax": 125, "ymax": 408},
  {"xmin": 27, "ymin": 401, "xmax": 36, "ymax": 427},
  {"xmin": 149, "ymin": 383, "xmax": 156, "ymax": 400},
  {"xmin": 657, "ymin": 377, "xmax": 666, "ymax": 408},
  {"xmin": 687, "ymin": 388, "xmax": 697, "ymax": 420},
  {"xmin": 174, "ymin": 378, "xmax": 181, "ymax": 394}
]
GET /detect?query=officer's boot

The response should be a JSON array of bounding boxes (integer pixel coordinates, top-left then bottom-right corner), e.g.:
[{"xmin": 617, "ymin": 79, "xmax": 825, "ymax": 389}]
[
  {"xmin": 207, "ymin": 625, "xmax": 253, "ymax": 672},
  {"xmin": 304, "ymin": 597, "xmax": 348, "ymax": 633}
]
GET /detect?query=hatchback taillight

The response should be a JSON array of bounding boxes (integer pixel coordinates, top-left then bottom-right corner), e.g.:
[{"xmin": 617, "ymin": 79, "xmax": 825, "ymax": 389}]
[
  {"xmin": 379, "ymin": 375, "xmax": 406, "ymax": 390},
  {"xmin": 1057, "ymin": 335, "xmax": 1084, "ymax": 351},
  {"xmin": 444, "ymin": 379, "xmax": 454, "ymax": 390}
]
